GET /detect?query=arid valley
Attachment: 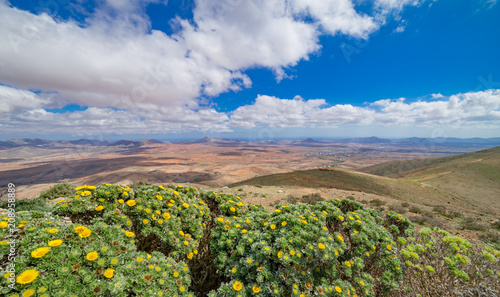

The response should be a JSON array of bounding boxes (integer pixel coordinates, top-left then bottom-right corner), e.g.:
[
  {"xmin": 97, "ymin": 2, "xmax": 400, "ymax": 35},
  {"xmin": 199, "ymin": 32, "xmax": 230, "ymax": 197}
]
[{"xmin": 2, "ymin": 137, "xmax": 500, "ymax": 242}]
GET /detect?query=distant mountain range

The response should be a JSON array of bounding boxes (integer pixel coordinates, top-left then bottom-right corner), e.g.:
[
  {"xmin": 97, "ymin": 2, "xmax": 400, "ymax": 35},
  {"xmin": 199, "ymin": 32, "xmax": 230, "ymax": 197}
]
[
  {"xmin": 0, "ymin": 138, "xmax": 164, "ymax": 150},
  {"xmin": 1, "ymin": 136, "xmax": 500, "ymax": 150}
]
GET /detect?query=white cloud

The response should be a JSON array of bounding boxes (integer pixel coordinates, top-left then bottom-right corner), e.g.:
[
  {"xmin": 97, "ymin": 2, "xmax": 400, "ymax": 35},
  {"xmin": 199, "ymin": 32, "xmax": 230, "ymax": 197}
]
[
  {"xmin": 229, "ymin": 90, "xmax": 500, "ymax": 129},
  {"xmin": 393, "ymin": 24, "xmax": 406, "ymax": 33},
  {"xmin": 0, "ymin": 85, "xmax": 56, "ymax": 114},
  {"xmin": 0, "ymin": 0, "xmax": 420, "ymax": 111},
  {"xmin": 0, "ymin": 0, "xmax": 435, "ymax": 137},
  {"xmin": 1, "ymin": 87, "xmax": 499, "ymax": 137}
]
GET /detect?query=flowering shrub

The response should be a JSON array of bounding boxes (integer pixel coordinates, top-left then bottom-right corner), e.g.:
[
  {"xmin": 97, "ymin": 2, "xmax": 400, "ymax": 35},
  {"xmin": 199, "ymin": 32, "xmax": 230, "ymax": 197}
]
[
  {"xmin": 0, "ymin": 211, "xmax": 193, "ymax": 296},
  {"xmin": 390, "ymin": 227, "xmax": 500, "ymax": 296},
  {"xmin": 2, "ymin": 183, "xmax": 497, "ymax": 297},
  {"xmin": 53, "ymin": 183, "xmax": 210, "ymax": 260},
  {"xmin": 209, "ymin": 198, "xmax": 404, "ymax": 296}
]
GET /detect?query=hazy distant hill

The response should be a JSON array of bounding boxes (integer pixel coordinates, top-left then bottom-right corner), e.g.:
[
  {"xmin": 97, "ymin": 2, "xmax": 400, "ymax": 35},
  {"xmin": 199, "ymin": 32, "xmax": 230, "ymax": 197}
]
[{"xmin": 181, "ymin": 137, "xmax": 245, "ymax": 146}]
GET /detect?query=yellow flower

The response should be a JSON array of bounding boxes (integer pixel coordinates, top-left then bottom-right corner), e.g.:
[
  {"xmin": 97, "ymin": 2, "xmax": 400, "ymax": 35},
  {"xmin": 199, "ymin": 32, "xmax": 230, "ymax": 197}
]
[
  {"xmin": 282, "ymin": 221, "xmax": 287, "ymax": 226},
  {"xmin": 335, "ymin": 286, "xmax": 342, "ymax": 293},
  {"xmin": 338, "ymin": 215, "xmax": 344, "ymax": 221},
  {"xmin": 387, "ymin": 245, "xmax": 392, "ymax": 250},
  {"xmin": 337, "ymin": 234, "xmax": 344, "ymax": 242},
  {"xmin": 95, "ymin": 205, "xmax": 104, "ymax": 211},
  {"xmin": 217, "ymin": 218, "xmax": 224, "ymax": 223},
  {"xmin": 23, "ymin": 288, "xmax": 35, "ymax": 297},
  {"xmin": 0, "ymin": 221, "xmax": 8, "ymax": 228},
  {"xmin": 318, "ymin": 243, "xmax": 326, "ymax": 249},
  {"xmin": 145, "ymin": 208, "xmax": 151, "ymax": 213},
  {"xmin": 252, "ymin": 285, "xmax": 261, "ymax": 293},
  {"xmin": 158, "ymin": 219, "xmax": 163, "ymax": 224},
  {"xmin": 163, "ymin": 213, "xmax": 171, "ymax": 220},
  {"xmin": 126, "ymin": 200, "xmax": 136, "ymax": 207},
  {"xmin": 360, "ymin": 280, "xmax": 365, "ymax": 286},
  {"xmin": 147, "ymin": 253, "xmax": 152, "ymax": 259},
  {"xmin": 143, "ymin": 219, "xmax": 149, "ymax": 224},
  {"xmin": 180, "ymin": 286, "xmax": 185, "ymax": 292},
  {"xmin": 118, "ymin": 199, "xmax": 124, "ymax": 203},
  {"xmin": 278, "ymin": 251, "xmax": 283, "ymax": 258},
  {"xmin": 81, "ymin": 190, "xmax": 92, "ymax": 197},
  {"xmin": 18, "ymin": 224, "xmax": 25, "ymax": 229},
  {"xmin": 187, "ymin": 252, "xmax": 194, "ymax": 259},
  {"xmin": 242, "ymin": 229, "xmax": 247, "ymax": 234},
  {"xmin": 232, "ymin": 267, "xmax": 237, "ymax": 273},
  {"xmin": 183, "ymin": 203, "xmax": 190, "ymax": 208},
  {"xmin": 290, "ymin": 250, "xmax": 295, "ymax": 256},
  {"xmin": 233, "ymin": 281, "xmax": 243, "ymax": 291},
  {"xmin": 137, "ymin": 257, "xmax": 144, "ymax": 262},
  {"xmin": 345, "ymin": 261, "xmax": 351, "ymax": 267},
  {"xmin": 48, "ymin": 239, "xmax": 63, "ymax": 247},
  {"xmin": 122, "ymin": 192, "xmax": 129, "ymax": 196},
  {"xmin": 78, "ymin": 228, "xmax": 91, "ymax": 238},
  {"xmin": 230, "ymin": 207, "xmax": 236, "ymax": 212},
  {"xmin": 271, "ymin": 224, "xmax": 276, "ymax": 230},
  {"xmin": 173, "ymin": 271, "xmax": 179, "ymax": 277},
  {"xmin": 48, "ymin": 228, "xmax": 59, "ymax": 234},
  {"xmin": 1, "ymin": 240, "xmax": 10, "ymax": 245},
  {"xmin": 31, "ymin": 247, "xmax": 50, "ymax": 258},
  {"xmin": 86, "ymin": 251, "xmax": 98, "ymax": 261},
  {"xmin": 16, "ymin": 269, "xmax": 39, "ymax": 284},
  {"xmin": 104, "ymin": 268, "xmax": 114, "ymax": 278},
  {"xmin": 125, "ymin": 232, "xmax": 135, "ymax": 237}
]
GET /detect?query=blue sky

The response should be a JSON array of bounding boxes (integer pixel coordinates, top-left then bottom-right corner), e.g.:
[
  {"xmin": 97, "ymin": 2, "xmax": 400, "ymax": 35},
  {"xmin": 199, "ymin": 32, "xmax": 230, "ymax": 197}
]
[{"xmin": 0, "ymin": 0, "xmax": 499, "ymax": 141}]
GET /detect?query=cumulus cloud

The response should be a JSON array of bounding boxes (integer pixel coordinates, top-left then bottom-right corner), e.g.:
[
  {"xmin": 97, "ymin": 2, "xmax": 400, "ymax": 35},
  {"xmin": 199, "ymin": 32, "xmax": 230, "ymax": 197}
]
[
  {"xmin": 0, "ymin": 0, "xmax": 434, "ymax": 137},
  {"xmin": 0, "ymin": 85, "xmax": 55, "ymax": 114},
  {"xmin": 1, "ymin": 87, "xmax": 499, "ymax": 136},
  {"xmin": 229, "ymin": 90, "xmax": 500, "ymax": 129},
  {"xmin": 0, "ymin": 0, "xmax": 420, "ymax": 110}
]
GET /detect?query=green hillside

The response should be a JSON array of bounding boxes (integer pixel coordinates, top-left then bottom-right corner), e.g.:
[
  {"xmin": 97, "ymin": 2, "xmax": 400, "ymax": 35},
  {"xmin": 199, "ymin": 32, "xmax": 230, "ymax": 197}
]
[
  {"xmin": 359, "ymin": 146, "xmax": 500, "ymax": 178},
  {"xmin": 359, "ymin": 147, "xmax": 500, "ymax": 213},
  {"xmin": 230, "ymin": 147, "xmax": 500, "ymax": 216},
  {"xmin": 230, "ymin": 167, "xmax": 453, "ymax": 204}
]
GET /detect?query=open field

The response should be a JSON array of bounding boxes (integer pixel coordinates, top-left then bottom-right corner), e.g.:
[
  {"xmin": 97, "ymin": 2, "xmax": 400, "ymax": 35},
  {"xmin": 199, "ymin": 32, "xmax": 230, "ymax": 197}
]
[{"xmin": 1, "ymin": 137, "xmax": 496, "ymax": 199}]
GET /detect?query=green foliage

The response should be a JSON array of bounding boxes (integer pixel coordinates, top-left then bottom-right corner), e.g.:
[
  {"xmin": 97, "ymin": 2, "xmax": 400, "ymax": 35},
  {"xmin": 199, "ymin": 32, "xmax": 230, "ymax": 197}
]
[
  {"xmin": 0, "ymin": 211, "xmax": 192, "ymax": 296},
  {"xmin": 0, "ymin": 196, "xmax": 52, "ymax": 213},
  {"xmin": 39, "ymin": 183, "xmax": 76, "ymax": 200},
  {"xmin": 53, "ymin": 184, "xmax": 210, "ymax": 260},
  {"xmin": 391, "ymin": 228, "xmax": 500, "ymax": 296},
  {"xmin": 209, "ymin": 198, "xmax": 403, "ymax": 296},
  {"xmin": 1, "ymin": 182, "xmax": 498, "ymax": 297}
]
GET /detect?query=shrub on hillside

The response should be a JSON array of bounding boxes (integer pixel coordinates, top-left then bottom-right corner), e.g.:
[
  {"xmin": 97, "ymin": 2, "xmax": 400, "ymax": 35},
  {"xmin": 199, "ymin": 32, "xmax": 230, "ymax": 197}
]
[
  {"xmin": 408, "ymin": 206, "xmax": 422, "ymax": 214},
  {"xmin": 0, "ymin": 211, "xmax": 192, "ymax": 296},
  {"xmin": 1, "ymin": 183, "xmax": 497, "ymax": 297},
  {"xmin": 369, "ymin": 199, "xmax": 385, "ymax": 207},
  {"xmin": 39, "ymin": 182, "xmax": 76, "ymax": 200},
  {"xmin": 209, "ymin": 199, "xmax": 406, "ymax": 296},
  {"xmin": 390, "ymin": 228, "xmax": 500, "ymax": 296},
  {"xmin": 300, "ymin": 193, "xmax": 325, "ymax": 205}
]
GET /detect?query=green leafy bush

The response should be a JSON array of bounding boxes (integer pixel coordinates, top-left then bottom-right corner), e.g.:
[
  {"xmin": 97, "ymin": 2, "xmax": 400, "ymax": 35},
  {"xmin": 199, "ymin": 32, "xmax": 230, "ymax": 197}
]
[
  {"xmin": 39, "ymin": 183, "xmax": 76, "ymax": 200},
  {"xmin": 209, "ymin": 198, "xmax": 404, "ymax": 296},
  {"xmin": 390, "ymin": 228, "xmax": 500, "ymax": 296},
  {"xmin": 0, "ymin": 211, "xmax": 192, "ymax": 296},
  {"xmin": 1, "ymin": 183, "xmax": 497, "ymax": 297}
]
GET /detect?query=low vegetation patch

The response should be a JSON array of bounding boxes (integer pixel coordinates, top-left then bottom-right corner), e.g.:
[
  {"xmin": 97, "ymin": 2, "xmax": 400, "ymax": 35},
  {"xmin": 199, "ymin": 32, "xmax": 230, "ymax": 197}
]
[{"xmin": 0, "ymin": 183, "xmax": 498, "ymax": 297}]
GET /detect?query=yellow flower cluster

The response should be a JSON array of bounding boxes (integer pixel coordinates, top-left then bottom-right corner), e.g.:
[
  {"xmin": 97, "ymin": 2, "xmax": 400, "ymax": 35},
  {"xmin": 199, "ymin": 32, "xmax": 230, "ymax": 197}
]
[{"xmin": 74, "ymin": 225, "xmax": 91, "ymax": 238}]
